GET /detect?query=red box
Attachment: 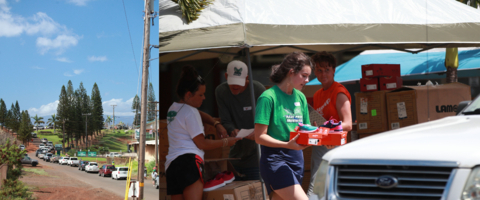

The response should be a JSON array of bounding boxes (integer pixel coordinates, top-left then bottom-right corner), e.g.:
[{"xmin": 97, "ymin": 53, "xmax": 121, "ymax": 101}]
[
  {"xmin": 290, "ymin": 127, "xmax": 329, "ymax": 146},
  {"xmin": 321, "ymin": 131, "xmax": 348, "ymax": 146},
  {"xmin": 379, "ymin": 76, "xmax": 403, "ymax": 90},
  {"xmin": 362, "ymin": 64, "xmax": 401, "ymax": 78},
  {"xmin": 360, "ymin": 77, "xmax": 378, "ymax": 92}
]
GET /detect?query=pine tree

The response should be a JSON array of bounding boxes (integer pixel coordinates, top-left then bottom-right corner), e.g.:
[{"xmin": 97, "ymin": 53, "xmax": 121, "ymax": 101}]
[
  {"xmin": 66, "ymin": 80, "xmax": 75, "ymax": 146},
  {"xmin": 12, "ymin": 101, "xmax": 21, "ymax": 132},
  {"xmin": 57, "ymin": 85, "xmax": 68, "ymax": 149},
  {"xmin": 18, "ymin": 111, "xmax": 33, "ymax": 145},
  {"xmin": 0, "ymin": 98, "xmax": 6, "ymax": 126},
  {"xmin": 77, "ymin": 82, "xmax": 91, "ymax": 146},
  {"xmin": 91, "ymin": 83, "xmax": 104, "ymax": 136},
  {"xmin": 132, "ymin": 95, "xmax": 140, "ymax": 126},
  {"xmin": 147, "ymin": 82, "xmax": 156, "ymax": 121}
]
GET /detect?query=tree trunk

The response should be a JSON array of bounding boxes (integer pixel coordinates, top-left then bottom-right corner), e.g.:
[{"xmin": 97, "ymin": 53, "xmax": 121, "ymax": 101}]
[{"xmin": 446, "ymin": 67, "xmax": 458, "ymax": 83}]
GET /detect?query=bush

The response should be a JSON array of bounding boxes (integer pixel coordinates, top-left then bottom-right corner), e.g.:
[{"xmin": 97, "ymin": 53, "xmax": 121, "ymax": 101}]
[
  {"xmin": 146, "ymin": 160, "xmax": 156, "ymax": 174},
  {"xmin": 66, "ymin": 148, "xmax": 76, "ymax": 157},
  {"xmin": 0, "ymin": 179, "xmax": 35, "ymax": 200},
  {"xmin": 0, "ymin": 139, "xmax": 24, "ymax": 180}
]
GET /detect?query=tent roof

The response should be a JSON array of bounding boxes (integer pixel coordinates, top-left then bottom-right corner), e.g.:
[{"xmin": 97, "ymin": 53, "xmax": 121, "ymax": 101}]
[
  {"xmin": 160, "ymin": 0, "xmax": 480, "ymax": 63},
  {"xmin": 306, "ymin": 48, "xmax": 480, "ymax": 85}
]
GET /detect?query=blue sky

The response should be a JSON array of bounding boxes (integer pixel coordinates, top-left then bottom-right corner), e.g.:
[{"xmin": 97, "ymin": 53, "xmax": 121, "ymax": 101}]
[{"xmin": 0, "ymin": 0, "xmax": 159, "ymax": 126}]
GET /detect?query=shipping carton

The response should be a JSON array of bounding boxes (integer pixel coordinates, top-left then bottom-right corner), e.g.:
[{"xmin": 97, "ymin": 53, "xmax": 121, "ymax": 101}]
[
  {"xmin": 359, "ymin": 77, "xmax": 378, "ymax": 92},
  {"xmin": 289, "ymin": 127, "xmax": 330, "ymax": 146},
  {"xmin": 203, "ymin": 180, "xmax": 264, "ymax": 200},
  {"xmin": 361, "ymin": 64, "xmax": 401, "ymax": 78},
  {"xmin": 321, "ymin": 131, "xmax": 348, "ymax": 146},
  {"xmin": 386, "ymin": 82, "xmax": 471, "ymax": 130},
  {"xmin": 355, "ymin": 91, "xmax": 388, "ymax": 134}
]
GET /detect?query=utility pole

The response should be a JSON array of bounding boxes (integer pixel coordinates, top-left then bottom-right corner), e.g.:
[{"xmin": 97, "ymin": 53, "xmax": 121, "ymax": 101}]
[
  {"xmin": 111, "ymin": 105, "xmax": 117, "ymax": 130},
  {"xmin": 138, "ymin": 0, "xmax": 152, "ymax": 198},
  {"xmin": 82, "ymin": 113, "xmax": 91, "ymax": 148}
]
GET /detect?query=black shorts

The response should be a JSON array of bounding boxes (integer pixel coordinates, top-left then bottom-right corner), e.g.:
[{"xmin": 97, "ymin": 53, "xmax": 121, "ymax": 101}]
[{"xmin": 166, "ymin": 154, "xmax": 204, "ymax": 195}]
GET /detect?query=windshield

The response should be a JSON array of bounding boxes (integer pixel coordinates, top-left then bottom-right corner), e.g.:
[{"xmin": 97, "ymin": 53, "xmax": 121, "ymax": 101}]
[
  {"xmin": 90, "ymin": 163, "xmax": 97, "ymax": 166},
  {"xmin": 107, "ymin": 166, "xmax": 115, "ymax": 169},
  {"xmin": 461, "ymin": 95, "xmax": 480, "ymax": 114},
  {"xmin": 71, "ymin": 158, "xmax": 77, "ymax": 160},
  {"xmin": 119, "ymin": 168, "xmax": 128, "ymax": 171}
]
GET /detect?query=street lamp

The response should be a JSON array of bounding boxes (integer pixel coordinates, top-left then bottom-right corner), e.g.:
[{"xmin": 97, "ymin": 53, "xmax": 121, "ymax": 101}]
[{"xmin": 82, "ymin": 113, "xmax": 91, "ymax": 148}]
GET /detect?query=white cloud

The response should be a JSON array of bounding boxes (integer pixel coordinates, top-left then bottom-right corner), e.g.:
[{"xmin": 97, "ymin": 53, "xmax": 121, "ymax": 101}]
[
  {"xmin": 28, "ymin": 100, "xmax": 59, "ymax": 117},
  {"xmin": 88, "ymin": 55, "xmax": 107, "ymax": 62},
  {"xmin": 32, "ymin": 66, "xmax": 44, "ymax": 69},
  {"xmin": 74, "ymin": 69, "xmax": 84, "ymax": 75},
  {"xmin": 37, "ymin": 34, "xmax": 79, "ymax": 55},
  {"xmin": 56, "ymin": 57, "xmax": 72, "ymax": 63},
  {"xmin": 102, "ymin": 97, "xmax": 135, "ymax": 117},
  {"xmin": 67, "ymin": 0, "xmax": 90, "ymax": 6}
]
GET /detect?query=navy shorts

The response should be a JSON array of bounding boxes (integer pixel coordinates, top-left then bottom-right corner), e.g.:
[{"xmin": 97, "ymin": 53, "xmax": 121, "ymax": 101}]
[
  {"xmin": 259, "ymin": 146, "xmax": 304, "ymax": 195},
  {"xmin": 166, "ymin": 154, "xmax": 204, "ymax": 195}
]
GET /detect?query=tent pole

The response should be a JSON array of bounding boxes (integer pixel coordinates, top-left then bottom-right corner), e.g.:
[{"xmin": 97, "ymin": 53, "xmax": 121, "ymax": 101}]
[{"xmin": 244, "ymin": 48, "xmax": 267, "ymax": 200}]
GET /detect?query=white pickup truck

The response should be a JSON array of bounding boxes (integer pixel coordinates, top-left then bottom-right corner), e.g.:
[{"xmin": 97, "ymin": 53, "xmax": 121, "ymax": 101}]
[
  {"xmin": 67, "ymin": 157, "xmax": 79, "ymax": 167},
  {"xmin": 310, "ymin": 97, "xmax": 480, "ymax": 200}
]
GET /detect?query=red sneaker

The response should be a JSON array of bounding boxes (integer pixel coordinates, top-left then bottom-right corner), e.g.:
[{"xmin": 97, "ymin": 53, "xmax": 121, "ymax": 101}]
[
  {"xmin": 203, "ymin": 178, "xmax": 225, "ymax": 191},
  {"xmin": 215, "ymin": 171, "xmax": 235, "ymax": 184}
]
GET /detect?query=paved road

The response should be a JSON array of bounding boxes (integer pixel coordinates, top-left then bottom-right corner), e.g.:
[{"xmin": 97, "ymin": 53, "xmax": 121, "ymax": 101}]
[{"xmin": 29, "ymin": 140, "xmax": 159, "ymax": 200}]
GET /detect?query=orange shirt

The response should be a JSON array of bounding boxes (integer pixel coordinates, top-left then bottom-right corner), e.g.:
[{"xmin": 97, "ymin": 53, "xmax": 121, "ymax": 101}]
[{"xmin": 313, "ymin": 82, "xmax": 351, "ymax": 121}]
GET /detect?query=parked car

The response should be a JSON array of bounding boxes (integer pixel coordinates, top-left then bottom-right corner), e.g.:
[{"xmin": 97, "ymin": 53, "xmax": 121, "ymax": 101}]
[
  {"xmin": 43, "ymin": 153, "xmax": 53, "ymax": 162},
  {"xmin": 38, "ymin": 153, "xmax": 45, "ymax": 159},
  {"xmin": 47, "ymin": 141, "xmax": 53, "ymax": 146},
  {"xmin": 309, "ymin": 96, "xmax": 480, "ymax": 200},
  {"xmin": 31, "ymin": 132, "xmax": 37, "ymax": 138},
  {"xmin": 67, "ymin": 157, "xmax": 79, "ymax": 167},
  {"xmin": 21, "ymin": 156, "xmax": 38, "ymax": 167},
  {"xmin": 35, "ymin": 149, "xmax": 43, "ymax": 157},
  {"xmin": 41, "ymin": 148, "xmax": 48, "ymax": 154},
  {"xmin": 59, "ymin": 157, "xmax": 69, "ymax": 165},
  {"xmin": 99, "ymin": 165, "xmax": 115, "ymax": 177},
  {"xmin": 112, "ymin": 167, "xmax": 129, "ymax": 180},
  {"xmin": 85, "ymin": 162, "xmax": 99, "ymax": 173},
  {"xmin": 41, "ymin": 138, "xmax": 48, "ymax": 143},
  {"xmin": 50, "ymin": 155, "xmax": 60, "ymax": 163},
  {"xmin": 19, "ymin": 144, "xmax": 25, "ymax": 151},
  {"xmin": 38, "ymin": 144, "xmax": 45, "ymax": 149},
  {"xmin": 107, "ymin": 152, "xmax": 121, "ymax": 157},
  {"xmin": 78, "ymin": 161, "xmax": 89, "ymax": 171}
]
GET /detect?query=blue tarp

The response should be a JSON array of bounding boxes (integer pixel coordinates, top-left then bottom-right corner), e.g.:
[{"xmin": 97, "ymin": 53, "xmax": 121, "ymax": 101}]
[{"xmin": 307, "ymin": 48, "xmax": 480, "ymax": 85}]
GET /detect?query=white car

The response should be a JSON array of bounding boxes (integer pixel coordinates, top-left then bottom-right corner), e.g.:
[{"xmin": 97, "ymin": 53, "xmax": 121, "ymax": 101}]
[
  {"xmin": 85, "ymin": 162, "xmax": 99, "ymax": 173},
  {"xmin": 38, "ymin": 144, "xmax": 45, "ymax": 149},
  {"xmin": 310, "ymin": 97, "xmax": 480, "ymax": 200},
  {"xmin": 108, "ymin": 152, "xmax": 121, "ymax": 157},
  {"xmin": 67, "ymin": 157, "xmax": 79, "ymax": 167},
  {"xmin": 112, "ymin": 167, "xmax": 129, "ymax": 180},
  {"xmin": 59, "ymin": 157, "xmax": 69, "ymax": 165}
]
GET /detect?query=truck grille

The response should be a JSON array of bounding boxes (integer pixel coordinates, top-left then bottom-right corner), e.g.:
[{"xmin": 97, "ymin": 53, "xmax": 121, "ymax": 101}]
[{"xmin": 336, "ymin": 164, "xmax": 454, "ymax": 200}]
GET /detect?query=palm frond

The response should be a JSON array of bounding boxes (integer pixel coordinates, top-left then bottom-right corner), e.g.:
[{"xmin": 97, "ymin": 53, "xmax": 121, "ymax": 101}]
[{"xmin": 172, "ymin": 0, "xmax": 213, "ymax": 24}]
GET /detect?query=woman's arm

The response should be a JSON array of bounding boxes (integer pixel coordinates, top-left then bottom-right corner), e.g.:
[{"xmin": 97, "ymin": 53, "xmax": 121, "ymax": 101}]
[
  {"xmin": 336, "ymin": 93, "xmax": 352, "ymax": 132},
  {"xmin": 192, "ymin": 134, "xmax": 240, "ymax": 150},
  {"xmin": 198, "ymin": 110, "xmax": 228, "ymax": 138},
  {"xmin": 254, "ymin": 124, "xmax": 306, "ymax": 150}
]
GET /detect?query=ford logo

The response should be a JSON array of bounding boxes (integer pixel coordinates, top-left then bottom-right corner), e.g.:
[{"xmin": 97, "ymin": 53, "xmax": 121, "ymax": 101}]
[{"xmin": 375, "ymin": 175, "xmax": 398, "ymax": 189}]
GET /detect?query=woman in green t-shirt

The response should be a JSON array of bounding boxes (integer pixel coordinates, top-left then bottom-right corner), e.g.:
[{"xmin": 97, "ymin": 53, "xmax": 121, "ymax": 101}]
[{"xmin": 254, "ymin": 52, "xmax": 313, "ymax": 200}]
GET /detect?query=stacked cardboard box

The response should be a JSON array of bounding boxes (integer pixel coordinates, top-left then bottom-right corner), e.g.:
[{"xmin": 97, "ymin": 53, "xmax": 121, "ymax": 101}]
[
  {"xmin": 386, "ymin": 82, "xmax": 471, "ymax": 130},
  {"xmin": 360, "ymin": 64, "xmax": 402, "ymax": 92},
  {"xmin": 355, "ymin": 91, "xmax": 389, "ymax": 134}
]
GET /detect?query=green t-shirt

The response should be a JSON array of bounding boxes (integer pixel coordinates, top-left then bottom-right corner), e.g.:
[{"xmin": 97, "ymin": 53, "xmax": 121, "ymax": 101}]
[{"xmin": 254, "ymin": 85, "xmax": 310, "ymax": 142}]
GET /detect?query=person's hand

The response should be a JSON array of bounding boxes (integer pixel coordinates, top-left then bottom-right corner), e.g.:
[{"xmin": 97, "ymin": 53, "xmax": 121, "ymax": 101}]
[
  {"xmin": 325, "ymin": 145, "xmax": 336, "ymax": 149},
  {"xmin": 215, "ymin": 124, "xmax": 228, "ymax": 139},
  {"xmin": 230, "ymin": 129, "xmax": 239, "ymax": 138},
  {"xmin": 226, "ymin": 137, "xmax": 241, "ymax": 146},
  {"xmin": 287, "ymin": 134, "xmax": 308, "ymax": 150},
  {"xmin": 244, "ymin": 132, "xmax": 255, "ymax": 140}
]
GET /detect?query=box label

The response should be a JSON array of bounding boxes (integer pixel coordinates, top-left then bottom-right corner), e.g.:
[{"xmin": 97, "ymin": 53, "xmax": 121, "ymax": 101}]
[
  {"xmin": 391, "ymin": 122, "xmax": 400, "ymax": 130},
  {"xmin": 397, "ymin": 102, "xmax": 407, "ymax": 119},
  {"xmin": 371, "ymin": 109, "xmax": 377, "ymax": 116},
  {"xmin": 366, "ymin": 84, "xmax": 377, "ymax": 90},
  {"xmin": 386, "ymin": 83, "xmax": 397, "ymax": 89},
  {"xmin": 341, "ymin": 138, "xmax": 345, "ymax": 145},
  {"xmin": 359, "ymin": 122, "xmax": 368, "ymax": 129},
  {"xmin": 308, "ymin": 139, "xmax": 319, "ymax": 145},
  {"xmin": 223, "ymin": 194, "xmax": 234, "ymax": 200},
  {"xmin": 360, "ymin": 98, "xmax": 368, "ymax": 114},
  {"xmin": 365, "ymin": 70, "xmax": 373, "ymax": 76}
]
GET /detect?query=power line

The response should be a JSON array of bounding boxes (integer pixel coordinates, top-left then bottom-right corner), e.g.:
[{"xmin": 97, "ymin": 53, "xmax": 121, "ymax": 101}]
[{"xmin": 121, "ymin": 0, "xmax": 140, "ymax": 84}]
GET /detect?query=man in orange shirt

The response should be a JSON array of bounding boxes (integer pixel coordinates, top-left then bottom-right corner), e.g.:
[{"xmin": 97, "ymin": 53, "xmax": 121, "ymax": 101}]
[{"xmin": 307, "ymin": 52, "xmax": 352, "ymax": 196}]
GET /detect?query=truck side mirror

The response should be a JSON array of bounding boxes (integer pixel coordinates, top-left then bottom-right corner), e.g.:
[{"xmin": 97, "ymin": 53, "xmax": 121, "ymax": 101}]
[{"xmin": 456, "ymin": 100, "xmax": 472, "ymax": 115}]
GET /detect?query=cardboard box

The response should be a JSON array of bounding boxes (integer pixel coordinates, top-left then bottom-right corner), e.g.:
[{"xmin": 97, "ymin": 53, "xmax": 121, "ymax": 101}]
[
  {"xmin": 203, "ymin": 180, "xmax": 265, "ymax": 200},
  {"xmin": 386, "ymin": 82, "xmax": 471, "ymax": 130},
  {"xmin": 290, "ymin": 127, "xmax": 330, "ymax": 146},
  {"xmin": 360, "ymin": 77, "xmax": 378, "ymax": 92},
  {"xmin": 379, "ymin": 76, "xmax": 403, "ymax": 91},
  {"xmin": 321, "ymin": 131, "xmax": 348, "ymax": 146},
  {"xmin": 362, "ymin": 64, "xmax": 401, "ymax": 78},
  {"xmin": 355, "ymin": 91, "xmax": 388, "ymax": 134}
]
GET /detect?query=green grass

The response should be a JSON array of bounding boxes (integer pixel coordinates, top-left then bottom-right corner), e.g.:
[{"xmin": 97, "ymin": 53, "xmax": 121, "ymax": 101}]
[
  {"xmin": 76, "ymin": 157, "xmax": 107, "ymax": 162},
  {"xmin": 96, "ymin": 130, "xmax": 132, "ymax": 153},
  {"xmin": 23, "ymin": 168, "xmax": 48, "ymax": 175}
]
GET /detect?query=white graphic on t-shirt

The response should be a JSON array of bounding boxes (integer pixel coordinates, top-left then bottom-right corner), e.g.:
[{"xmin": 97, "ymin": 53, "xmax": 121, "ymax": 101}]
[
  {"xmin": 316, "ymin": 98, "xmax": 330, "ymax": 117},
  {"xmin": 284, "ymin": 108, "xmax": 303, "ymax": 123}
]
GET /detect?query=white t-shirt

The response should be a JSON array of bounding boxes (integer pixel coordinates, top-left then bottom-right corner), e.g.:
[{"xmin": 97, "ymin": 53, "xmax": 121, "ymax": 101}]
[{"xmin": 165, "ymin": 102, "xmax": 205, "ymax": 170}]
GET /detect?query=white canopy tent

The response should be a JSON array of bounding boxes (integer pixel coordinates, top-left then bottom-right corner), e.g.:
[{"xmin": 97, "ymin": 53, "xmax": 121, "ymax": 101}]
[
  {"xmin": 159, "ymin": 0, "xmax": 480, "ymax": 198},
  {"xmin": 160, "ymin": 0, "xmax": 480, "ymax": 64}
]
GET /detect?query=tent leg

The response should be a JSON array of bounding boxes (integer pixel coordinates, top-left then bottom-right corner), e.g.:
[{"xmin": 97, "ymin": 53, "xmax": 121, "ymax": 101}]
[{"xmin": 245, "ymin": 48, "xmax": 267, "ymax": 200}]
